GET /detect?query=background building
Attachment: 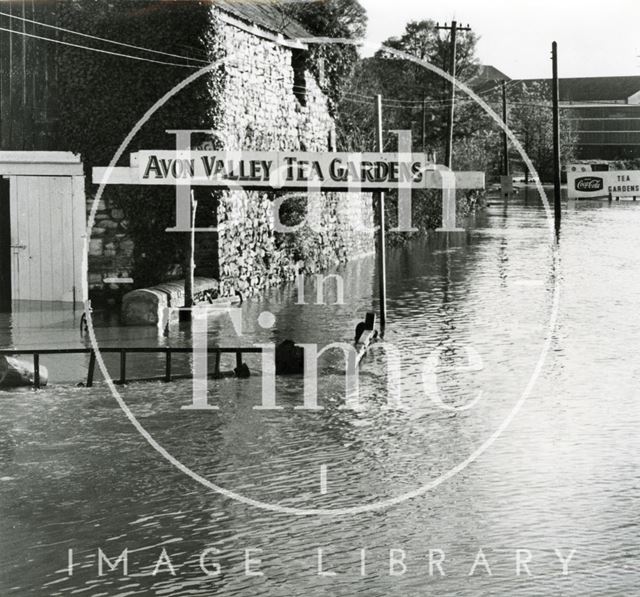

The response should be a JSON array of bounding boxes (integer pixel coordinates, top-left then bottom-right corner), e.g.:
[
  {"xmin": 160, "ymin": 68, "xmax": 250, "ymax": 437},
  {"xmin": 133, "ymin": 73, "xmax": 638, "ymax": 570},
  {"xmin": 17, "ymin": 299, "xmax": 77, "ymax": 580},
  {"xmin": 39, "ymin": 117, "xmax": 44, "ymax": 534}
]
[
  {"xmin": 519, "ymin": 75, "xmax": 640, "ymax": 161},
  {"xmin": 474, "ymin": 68, "xmax": 640, "ymax": 161}
]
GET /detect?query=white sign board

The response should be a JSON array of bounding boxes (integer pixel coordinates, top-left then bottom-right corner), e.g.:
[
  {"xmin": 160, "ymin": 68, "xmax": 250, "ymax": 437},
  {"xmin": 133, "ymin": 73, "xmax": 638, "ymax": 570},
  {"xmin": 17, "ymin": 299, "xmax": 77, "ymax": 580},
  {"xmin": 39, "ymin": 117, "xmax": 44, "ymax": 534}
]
[
  {"xmin": 567, "ymin": 167, "xmax": 640, "ymax": 199},
  {"xmin": 93, "ymin": 151, "xmax": 485, "ymax": 191}
]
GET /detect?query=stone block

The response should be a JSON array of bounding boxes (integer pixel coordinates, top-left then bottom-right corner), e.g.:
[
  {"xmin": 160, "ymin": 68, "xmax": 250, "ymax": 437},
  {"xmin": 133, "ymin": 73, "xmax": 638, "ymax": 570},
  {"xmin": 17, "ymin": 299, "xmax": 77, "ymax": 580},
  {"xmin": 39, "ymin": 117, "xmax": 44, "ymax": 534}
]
[
  {"xmin": 89, "ymin": 239, "xmax": 103, "ymax": 256},
  {"xmin": 119, "ymin": 239, "xmax": 135, "ymax": 256}
]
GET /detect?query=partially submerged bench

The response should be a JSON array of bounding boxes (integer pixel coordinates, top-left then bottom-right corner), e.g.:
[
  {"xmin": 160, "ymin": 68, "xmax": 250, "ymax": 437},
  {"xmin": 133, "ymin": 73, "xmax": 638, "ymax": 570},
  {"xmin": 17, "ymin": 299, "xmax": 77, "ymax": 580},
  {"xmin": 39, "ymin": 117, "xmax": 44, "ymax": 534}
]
[{"xmin": 121, "ymin": 277, "xmax": 232, "ymax": 326}]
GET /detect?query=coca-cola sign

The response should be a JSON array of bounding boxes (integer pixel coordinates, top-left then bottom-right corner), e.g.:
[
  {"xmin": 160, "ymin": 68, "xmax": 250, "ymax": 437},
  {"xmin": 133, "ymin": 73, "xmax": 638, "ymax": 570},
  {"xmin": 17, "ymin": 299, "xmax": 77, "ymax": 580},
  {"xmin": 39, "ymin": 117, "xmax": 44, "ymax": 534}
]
[
  {"xmin": 575, "ymin": 176, "xmax": 604, "ymax": 192},
  {"xmin": 568, "ymin": 167, "xmax": 640, "ymax": 199}
]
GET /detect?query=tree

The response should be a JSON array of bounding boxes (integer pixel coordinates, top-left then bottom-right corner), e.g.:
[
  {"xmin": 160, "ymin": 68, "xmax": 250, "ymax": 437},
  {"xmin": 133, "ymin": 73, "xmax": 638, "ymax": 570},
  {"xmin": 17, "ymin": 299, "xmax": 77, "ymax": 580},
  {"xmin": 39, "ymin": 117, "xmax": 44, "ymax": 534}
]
[
  {"xmin": 336, "ymin": 19, "xmax": 481, "ymax": 156},
  {"xmin": 333, "ymin": 19, "xmax": 487, "ymax": 239},
  {"xmin": 281, "ymin": 0, "xmax": 367, "ymax": 115},
  {"xmin": 504, "ymin": 82, "xmax": 577, "ymax": 181},
  {"xmin": 381, "ymin": 20, "xmax": 479, "ymax": 88}
]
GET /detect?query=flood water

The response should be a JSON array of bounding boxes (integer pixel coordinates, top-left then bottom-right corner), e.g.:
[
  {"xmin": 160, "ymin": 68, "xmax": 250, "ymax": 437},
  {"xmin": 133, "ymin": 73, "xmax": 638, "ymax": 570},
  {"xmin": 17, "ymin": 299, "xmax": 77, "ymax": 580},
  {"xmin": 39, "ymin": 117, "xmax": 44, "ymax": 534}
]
[{"xmin": 1, "ymin": 189, "xmax": 640, "ymax": 595}]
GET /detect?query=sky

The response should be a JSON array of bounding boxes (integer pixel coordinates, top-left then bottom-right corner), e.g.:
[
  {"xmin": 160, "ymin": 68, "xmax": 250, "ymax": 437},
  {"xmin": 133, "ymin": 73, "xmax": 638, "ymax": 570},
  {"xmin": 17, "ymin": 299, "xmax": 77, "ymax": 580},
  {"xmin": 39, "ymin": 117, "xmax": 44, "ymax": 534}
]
[{"xmin": 359, "ymin": 0, "xmax": 640, "ymax": 79}]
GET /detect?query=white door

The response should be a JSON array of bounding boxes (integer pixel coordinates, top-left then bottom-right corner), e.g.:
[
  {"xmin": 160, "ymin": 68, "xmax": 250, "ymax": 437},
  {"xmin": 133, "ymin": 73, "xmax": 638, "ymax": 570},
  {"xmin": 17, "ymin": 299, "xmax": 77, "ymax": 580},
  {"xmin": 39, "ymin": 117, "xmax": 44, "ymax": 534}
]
[{"xmin": 9, "ymin": 175, "xmax": 86, "ymax": 303}]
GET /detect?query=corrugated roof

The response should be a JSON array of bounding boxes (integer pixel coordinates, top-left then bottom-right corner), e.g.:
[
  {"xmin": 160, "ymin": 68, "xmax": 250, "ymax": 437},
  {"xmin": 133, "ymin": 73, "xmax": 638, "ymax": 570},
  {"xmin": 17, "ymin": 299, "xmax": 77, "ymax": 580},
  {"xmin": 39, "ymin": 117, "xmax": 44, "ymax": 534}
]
[{"xmin": 213, "ymin": 1, "xmax": 310, "ymax": 39}]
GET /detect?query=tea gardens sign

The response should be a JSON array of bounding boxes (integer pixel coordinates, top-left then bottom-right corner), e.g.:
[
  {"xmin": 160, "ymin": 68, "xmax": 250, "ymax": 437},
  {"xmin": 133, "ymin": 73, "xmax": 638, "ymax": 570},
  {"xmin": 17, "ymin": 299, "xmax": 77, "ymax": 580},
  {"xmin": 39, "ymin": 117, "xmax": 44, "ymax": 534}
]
[
  {"xmin": 94, "ymin": 150, "xmax": 484, "ymax": 191},
  {"xmin": 567, "ymin": 166, "xmax": 640, "ymax": 199},
  {"xmin": 94, "ymin": 141, "xmax": 485, "ymax": 234}
]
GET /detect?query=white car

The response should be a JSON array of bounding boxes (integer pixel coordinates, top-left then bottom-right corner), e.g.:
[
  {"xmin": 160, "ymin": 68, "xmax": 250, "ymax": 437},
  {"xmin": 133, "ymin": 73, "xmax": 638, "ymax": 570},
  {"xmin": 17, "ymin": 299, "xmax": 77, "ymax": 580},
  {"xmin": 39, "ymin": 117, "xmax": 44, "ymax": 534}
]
[{"xmin": 512, "ymin": 175, "xmax": 540, "ymax": 184}]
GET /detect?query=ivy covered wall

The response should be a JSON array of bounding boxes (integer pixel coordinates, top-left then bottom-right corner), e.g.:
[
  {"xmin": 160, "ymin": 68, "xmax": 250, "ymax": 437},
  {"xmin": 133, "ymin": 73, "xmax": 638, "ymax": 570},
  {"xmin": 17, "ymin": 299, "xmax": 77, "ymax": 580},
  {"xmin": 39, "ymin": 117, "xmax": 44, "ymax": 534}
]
[{"xmin": 211, "ymin": 19, "xmax": 374, "ymax": 298}]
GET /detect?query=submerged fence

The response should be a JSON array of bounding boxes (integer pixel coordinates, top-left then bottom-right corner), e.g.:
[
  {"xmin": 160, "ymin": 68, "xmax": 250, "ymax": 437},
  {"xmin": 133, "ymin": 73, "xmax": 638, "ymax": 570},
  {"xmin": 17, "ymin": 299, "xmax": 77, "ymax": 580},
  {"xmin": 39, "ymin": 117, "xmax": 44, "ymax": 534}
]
[{"xmin": 0, "ymin": 346, "xmax": 262, "ymax": 389}]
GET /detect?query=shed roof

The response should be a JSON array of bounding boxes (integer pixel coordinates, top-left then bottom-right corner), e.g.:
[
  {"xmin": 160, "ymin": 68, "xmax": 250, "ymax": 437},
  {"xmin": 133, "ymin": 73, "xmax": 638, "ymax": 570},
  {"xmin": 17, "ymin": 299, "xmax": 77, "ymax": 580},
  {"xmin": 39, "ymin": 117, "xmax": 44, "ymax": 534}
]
[
  {"xmin": 468, "ymin": 64, "xmax": 510, "ymax": 87},
  {"xmin": 213, "ymin": 0, "xmax": 310, "ymax": 39}
]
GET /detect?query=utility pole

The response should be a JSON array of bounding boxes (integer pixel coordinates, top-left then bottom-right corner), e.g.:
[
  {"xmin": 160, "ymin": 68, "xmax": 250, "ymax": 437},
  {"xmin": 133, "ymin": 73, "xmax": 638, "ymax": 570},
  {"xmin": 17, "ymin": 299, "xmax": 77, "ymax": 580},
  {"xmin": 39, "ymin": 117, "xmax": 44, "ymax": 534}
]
[
  {"xmin": 500, "ymin": 80, "xmax": 513, "ymax": 198},
  {"xmin": 437, "ymin": 20, "xmax": 471, "ymax": 168},
  {"xmin": 501, "ymin": 80, "xmax": 510, "ymax": 177},
  {"xmin": 551, "ymin": 41, "xmax": 562, "ymax": 233}
]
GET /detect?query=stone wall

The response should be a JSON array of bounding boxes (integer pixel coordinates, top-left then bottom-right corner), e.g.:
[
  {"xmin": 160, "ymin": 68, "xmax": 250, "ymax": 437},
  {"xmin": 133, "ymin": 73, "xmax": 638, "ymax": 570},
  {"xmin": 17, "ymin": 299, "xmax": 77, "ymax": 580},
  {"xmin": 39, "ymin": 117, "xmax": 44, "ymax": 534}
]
[
  {"xmin": 211, "ymin": 14, "xmax": 374, "ymax": 299},
  {"xmin": 87, "ymin": 195, "xmax": 134, "ymax": 295}
]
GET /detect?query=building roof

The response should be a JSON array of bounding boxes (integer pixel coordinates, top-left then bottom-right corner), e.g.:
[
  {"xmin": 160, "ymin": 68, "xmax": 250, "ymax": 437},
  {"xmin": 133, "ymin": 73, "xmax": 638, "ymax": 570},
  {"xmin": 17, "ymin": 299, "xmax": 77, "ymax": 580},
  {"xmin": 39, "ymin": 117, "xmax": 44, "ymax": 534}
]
[
  {"xmin": 468, "ymin": 64, "xmax": 511, "ymax": 87},
  {"xmin": 473, "ymin": 74, "xmax": 640, "ymax": 103},
  {"xmin": 213, "ymin": 1, "xmax": 310, "ymax": 40},
  {"xmin": 517, "ymin": 76, "xmax": 640, "ymax": 102}
]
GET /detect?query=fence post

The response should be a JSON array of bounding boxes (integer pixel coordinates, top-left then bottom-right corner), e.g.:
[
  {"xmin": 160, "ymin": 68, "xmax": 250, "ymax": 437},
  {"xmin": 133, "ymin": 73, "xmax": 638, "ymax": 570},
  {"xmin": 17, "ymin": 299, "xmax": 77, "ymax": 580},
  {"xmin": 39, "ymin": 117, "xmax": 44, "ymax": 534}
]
[
  {"xmin": 87, "ymin": 351, "xmax": 96, "ymax": 387},
  {"xmin": 33, "ymin": 353, "xmax": 40, "ymax": 389},
  {"xmin": 165, "ymin": 349, "xmax": 172, "ymax": 382},
  {"xmin": 119, "ymin": 350, "xmax": 127, "ymax": 385}
]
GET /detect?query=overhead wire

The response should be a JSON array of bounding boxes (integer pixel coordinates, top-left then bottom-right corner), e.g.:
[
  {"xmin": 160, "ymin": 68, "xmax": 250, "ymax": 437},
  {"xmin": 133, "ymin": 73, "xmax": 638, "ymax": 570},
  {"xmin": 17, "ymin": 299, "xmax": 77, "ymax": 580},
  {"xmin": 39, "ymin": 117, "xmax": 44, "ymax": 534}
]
[
  {"xmin": 0, "ymin": 9, "xmax": 209, "ymax": 64},
  {"xmin": 473, "ymin": 78, "xmax": 521, "ymax": 97},
  {"xmin": 0, "ymin": 25, "xmax": 201, "ymax": 68},
  {"xmin": 342, "ymin": 78, "xmax": 526, "ymax": 109},
  {"xmin": 1, "ymin": 14, "xmax": 552, "ymax": 107},
  {"xmin": 3, "ymin": 6, "xmax": 557, "ymax": 99},
  {"xmin": 340, "ymin": 94, "xmax": 556, "ymax": 117}
]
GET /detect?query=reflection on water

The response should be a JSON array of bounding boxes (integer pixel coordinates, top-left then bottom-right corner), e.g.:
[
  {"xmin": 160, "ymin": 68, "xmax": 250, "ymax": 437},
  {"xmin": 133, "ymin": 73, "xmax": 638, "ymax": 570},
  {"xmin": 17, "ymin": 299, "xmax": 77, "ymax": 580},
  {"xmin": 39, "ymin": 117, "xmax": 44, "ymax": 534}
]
[{"xmin": 2, "ymin": 192, "xmax": 640, "ymax": 595}]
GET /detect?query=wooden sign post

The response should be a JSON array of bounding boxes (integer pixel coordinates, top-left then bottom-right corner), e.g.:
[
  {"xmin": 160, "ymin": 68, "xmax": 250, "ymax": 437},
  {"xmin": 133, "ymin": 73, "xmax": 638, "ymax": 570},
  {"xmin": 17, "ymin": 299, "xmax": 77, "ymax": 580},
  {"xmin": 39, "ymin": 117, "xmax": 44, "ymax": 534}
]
[{"xmin": 374, "ymin": 94, "xmax": 387, "ymax": 331}]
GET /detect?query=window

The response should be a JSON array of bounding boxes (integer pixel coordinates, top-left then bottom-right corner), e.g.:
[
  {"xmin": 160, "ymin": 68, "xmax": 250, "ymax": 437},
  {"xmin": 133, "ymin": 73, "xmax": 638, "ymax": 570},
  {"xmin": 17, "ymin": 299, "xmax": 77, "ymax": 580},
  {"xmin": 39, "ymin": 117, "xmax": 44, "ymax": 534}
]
[{"xmin": 291, "ymin": 49, "xmax": 307, "ymax": 107}]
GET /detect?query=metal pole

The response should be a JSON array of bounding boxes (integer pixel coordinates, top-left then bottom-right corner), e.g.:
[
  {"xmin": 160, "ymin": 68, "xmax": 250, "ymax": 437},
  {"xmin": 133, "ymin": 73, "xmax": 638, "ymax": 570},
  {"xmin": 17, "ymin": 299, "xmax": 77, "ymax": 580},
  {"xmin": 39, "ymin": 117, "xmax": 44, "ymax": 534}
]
[
  {"xmin": 444, "ymin": 21, "xmax": 458, "ymax": 169},
  {"xmin": 502, "ymin": 81, "xmax": 510, "ymax": 176},
  {"xmin": 375, "ymin": 94, "xmax": 387, "ymax": 330},
  {"xmin": 181, "ymin": 189, "xmax": 196, "ymax": 322},
  {"xmin": 552, "ymin": 42, "xmax": 562, "ymax": 233}
]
